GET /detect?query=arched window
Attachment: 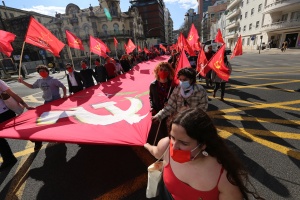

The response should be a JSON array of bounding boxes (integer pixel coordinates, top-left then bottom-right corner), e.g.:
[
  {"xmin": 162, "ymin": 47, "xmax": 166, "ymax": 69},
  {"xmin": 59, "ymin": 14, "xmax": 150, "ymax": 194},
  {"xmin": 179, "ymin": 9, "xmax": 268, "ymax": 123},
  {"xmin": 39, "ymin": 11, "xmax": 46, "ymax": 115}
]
[
  {"xmin": 109, "ymin": 3, "xmax": 117, "ymax": 16},
  {"xmin": 113, "ymin": 23, "xmax": 119, "ymax": 34},
  {"xmin": 102, "ymin": 24, "xmax": 108, "ymax": 31}
]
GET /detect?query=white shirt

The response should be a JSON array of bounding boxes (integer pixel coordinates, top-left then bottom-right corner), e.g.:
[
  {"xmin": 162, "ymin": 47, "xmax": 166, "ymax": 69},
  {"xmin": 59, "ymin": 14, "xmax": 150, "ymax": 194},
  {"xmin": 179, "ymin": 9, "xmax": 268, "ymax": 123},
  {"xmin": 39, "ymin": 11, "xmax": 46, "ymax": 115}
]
[{"xmin": 68, "ymin": 72, "xmax": 78, "ymax": 86}]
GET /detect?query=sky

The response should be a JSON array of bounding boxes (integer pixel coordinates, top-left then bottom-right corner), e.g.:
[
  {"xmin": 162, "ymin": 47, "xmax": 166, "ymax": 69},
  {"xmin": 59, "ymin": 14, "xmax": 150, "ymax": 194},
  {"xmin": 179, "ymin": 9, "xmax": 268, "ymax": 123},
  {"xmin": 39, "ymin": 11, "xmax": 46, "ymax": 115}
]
[{"xmin": 4, "ymin": 0, "xmax": 198, "ymax": 30}]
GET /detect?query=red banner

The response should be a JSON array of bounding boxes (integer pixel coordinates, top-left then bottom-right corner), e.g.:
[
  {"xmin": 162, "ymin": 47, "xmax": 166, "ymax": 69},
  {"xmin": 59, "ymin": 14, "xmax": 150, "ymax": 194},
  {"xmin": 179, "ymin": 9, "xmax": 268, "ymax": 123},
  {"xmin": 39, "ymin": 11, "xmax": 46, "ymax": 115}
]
[
  {"xmin": 197, "ymin": 49, "xmax": 209, "ymax": 77},
  {"xmin": 0, "ymin": 56, "xmax": 170, "ymax": 146},
  {"xmin": 0, "ymin": 30, "xmax": 16, "ymax": 57},
  {"xmin": 173, "ymin": 51, "xmax": 191, "ymax": 85},
  {"xmin": 215, "ymin": 29, "xmax": 225, "ymax": 44},
  {"xmin": 25, "ymin": 16, "xmax": 65, "ymax": 57},
  {"xmin": 65, "ymin": 30, "xmax": 84, "ymax": 51},
  {"xmin": 126, "ymin": 39, "xmax": 136, "ymax": 54},
  {"xmin": 187, "ymin": 24, "xmax": 200, "ymax": 51},
  {"xmin": 159, "ymin": 44, "xmax": 166, "ymax": 52}
]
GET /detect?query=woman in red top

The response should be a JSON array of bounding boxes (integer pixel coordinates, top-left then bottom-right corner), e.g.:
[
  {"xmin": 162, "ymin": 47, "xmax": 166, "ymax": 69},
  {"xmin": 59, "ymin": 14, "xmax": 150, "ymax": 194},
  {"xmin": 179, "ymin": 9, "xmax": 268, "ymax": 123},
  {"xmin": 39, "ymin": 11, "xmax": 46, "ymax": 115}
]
[{"xmin": 144, "ymin": 108, "xmax": 264, "ymax": 200}]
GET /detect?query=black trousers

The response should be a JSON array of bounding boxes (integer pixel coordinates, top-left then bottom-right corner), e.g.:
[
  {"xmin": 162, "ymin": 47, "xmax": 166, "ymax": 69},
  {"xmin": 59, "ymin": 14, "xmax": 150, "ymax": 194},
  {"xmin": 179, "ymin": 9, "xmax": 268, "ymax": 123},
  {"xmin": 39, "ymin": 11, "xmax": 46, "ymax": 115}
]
[
  {"xmin": 214, "ymin": 82, "xmax": 226, "ymax": 98},
  {"xmin": 0, "ymin": 110, "xmax": 16, "ymax": 162}
]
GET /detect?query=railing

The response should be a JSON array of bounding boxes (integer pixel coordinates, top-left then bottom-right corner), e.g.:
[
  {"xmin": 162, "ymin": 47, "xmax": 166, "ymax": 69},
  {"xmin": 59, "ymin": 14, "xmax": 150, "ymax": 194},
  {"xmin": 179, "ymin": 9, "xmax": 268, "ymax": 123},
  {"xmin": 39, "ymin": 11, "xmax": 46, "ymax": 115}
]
[
  {"xmin": 226, "ymin": 8, "xmax": 241, "ymax": 19},
  {"xmin": 227, "ymin": 0, "xmax": 242, "ymax": 10},
  {"xmin": 264, "ymin": 0, "xmax": 300, "ymax": 13},
  {"xmin": 226, "ymin": 21, "xmax": 239, "ymax": 29},
  {"xmin": 261, "ymin": 19, "xmax": 300, "ymax": 31}
]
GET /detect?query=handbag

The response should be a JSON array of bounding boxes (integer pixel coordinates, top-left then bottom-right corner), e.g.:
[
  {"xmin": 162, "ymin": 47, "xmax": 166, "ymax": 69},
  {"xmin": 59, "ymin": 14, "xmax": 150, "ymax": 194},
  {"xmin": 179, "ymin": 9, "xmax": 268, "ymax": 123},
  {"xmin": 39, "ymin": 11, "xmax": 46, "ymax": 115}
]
[
  {"xmin": 0, "ymin": 92, "xmax": 24, "ymax": 115},
  {"xmin": 146, "ymin": 146, "xmax": 169, "ymax": 198}
]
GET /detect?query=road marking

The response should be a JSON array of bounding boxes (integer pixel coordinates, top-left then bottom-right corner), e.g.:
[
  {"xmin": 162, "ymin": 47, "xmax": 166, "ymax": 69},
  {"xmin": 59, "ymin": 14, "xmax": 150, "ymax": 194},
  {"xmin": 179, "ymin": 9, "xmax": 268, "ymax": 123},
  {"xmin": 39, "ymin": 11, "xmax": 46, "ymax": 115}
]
[{"xmin": 218, "ymin": 126, "xmax": 300, "ymax": 160}]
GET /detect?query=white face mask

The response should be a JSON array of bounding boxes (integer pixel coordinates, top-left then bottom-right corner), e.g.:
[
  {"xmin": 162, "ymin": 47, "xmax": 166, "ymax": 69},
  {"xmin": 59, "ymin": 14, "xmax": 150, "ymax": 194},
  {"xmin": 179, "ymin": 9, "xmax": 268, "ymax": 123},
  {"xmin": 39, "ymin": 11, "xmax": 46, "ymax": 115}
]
[{"xmin": 180, "ymin": 80, "xmax": 191, "ymax": 90}]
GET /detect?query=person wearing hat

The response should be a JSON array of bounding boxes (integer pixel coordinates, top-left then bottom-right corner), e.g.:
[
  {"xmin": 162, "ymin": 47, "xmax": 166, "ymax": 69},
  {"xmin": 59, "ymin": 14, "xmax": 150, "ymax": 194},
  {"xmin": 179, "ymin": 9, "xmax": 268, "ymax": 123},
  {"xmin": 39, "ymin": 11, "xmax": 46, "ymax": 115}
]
[
  {"xmin": 65, "ymin": 63, "xmax": 84, "ymax": 95},
  {"xmin": 18, "ymin": 65, "xmax": 67, "ymax": 150}
]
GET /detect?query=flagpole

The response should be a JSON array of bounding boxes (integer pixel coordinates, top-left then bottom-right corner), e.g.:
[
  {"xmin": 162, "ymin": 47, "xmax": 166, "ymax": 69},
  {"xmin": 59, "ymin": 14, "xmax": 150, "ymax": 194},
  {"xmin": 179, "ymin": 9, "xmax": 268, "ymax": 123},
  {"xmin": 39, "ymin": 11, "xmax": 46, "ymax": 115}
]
[
  {"xmin": 67, "ymin": 46, "xmax": 74, "ymax": 69},
  {"xmin": 18, "ymin": 42, "xmax": 26, "ymax": 78},
  {"xmin": 115, "ymin": 46, "xmax": 117, "ymax": 59},
  {"xmin": 89, "ymin": 51, "xmax": 92, "ymax": 68}
]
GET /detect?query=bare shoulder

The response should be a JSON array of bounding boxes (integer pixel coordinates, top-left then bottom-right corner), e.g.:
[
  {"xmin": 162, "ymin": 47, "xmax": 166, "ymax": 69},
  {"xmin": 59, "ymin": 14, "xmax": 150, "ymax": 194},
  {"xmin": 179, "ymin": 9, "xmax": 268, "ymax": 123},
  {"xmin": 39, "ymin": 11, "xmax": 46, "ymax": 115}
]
[
  {"xmin": 218, "ymin": 169, "xmax": 243, "ymax": 200},
  {"xmin": 157, "ymin": 137, "xmax": 170, "ymax": 153}
]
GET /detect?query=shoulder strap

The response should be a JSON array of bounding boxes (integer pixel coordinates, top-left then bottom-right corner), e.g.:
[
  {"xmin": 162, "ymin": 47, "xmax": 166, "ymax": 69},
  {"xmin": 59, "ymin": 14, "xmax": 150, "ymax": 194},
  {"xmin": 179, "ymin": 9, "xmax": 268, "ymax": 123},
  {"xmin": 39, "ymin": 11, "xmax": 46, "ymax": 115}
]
[
  {"xmin": 216, "ymin": 167, "xmax": 224, "ymax": 185},
  {"xmin": 155, "ymin": 145, "xmax": 170, "ymax": 163}
]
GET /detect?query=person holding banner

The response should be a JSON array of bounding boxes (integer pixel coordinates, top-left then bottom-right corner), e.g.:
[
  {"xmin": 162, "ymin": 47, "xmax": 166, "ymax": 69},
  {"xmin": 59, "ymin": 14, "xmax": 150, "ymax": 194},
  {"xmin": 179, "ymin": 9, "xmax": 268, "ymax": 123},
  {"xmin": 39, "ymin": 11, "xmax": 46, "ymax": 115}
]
[
  {"xmin": 0, "ymin": 79, "xmax": 33, "ymax": 171},
  {"xmin": 145, "ymin": 108, "xmax": 265, "ymax": 200},
  {"xmin": 80, "ymin": 60, "xmax": 97, "ymax": 88},
  {"xmin": 148, "ymin": 62, "xmax": 175, "ymax": 144},
  {"xmin": 152, "ymin": 67, "xmax": 208, "ymax": 122},
  {"xmin": 94, "ymin": 58, "xmax": 108, "ymax": 83},
  {"xmin": 18, "ymin": 65, "xmax": 67, "ymax": 150},
  {"xmin": 65, "ymin": 63, "xmax": 84, "ymax": 95}
]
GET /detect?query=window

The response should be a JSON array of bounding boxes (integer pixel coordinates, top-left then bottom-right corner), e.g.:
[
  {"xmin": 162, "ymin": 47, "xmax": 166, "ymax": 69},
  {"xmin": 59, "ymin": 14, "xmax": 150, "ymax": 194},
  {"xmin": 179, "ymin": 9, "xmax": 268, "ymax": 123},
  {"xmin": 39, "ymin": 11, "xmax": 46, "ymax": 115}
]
[
  {"xmin": 246, "ymin": 0, "xmax": 249, "ymax": 4},
  {"xmin": 243, "ymin": 25, "xmax": 246, "ymax": 31},
  {"xmin": 247, "ymin": 38, "xmax": 250, "ymax": 45},
  {"xmin": 9, "ymin": 13, "xmax": 14, "ymax": 18},
  {"xmin": 291, "ymin": 11, "xmax": 300, "ymax": 20},
  {"xmin": 256, "ymin": 21, "xmax": 260, "ymax": 28},
  {"xmin": 242, "ymin": 38, "xmax": 245, "ymax": 45},
  {"xmin": 113, "ymin": 23, "xmax": 119, "ymax": 33},
  {"xmin": 281, "ymin": 14, "xmax": 288, "ymax": 21},
  {"xmin": 245, "ymin": 12, "xmax": 248, "ymax": 18},
  {"xmin": 249, "ymin": 23, "xmax": 252, "ymax": 30},
  {"xmin": 241, "ymin": 1, "xmax": 244, "ymax": 7},
  {"xmin": 240, "ymin": 15, "xmax": 242, "ymax": 20},
  {"xmin": 239, "ymin": 27, "xmax": 241, "ymax": 32},
  {"xmin": 251, "ymin": 8, "xmax": 254, "ymax": 15},
  {"xmin": 258, "ymin": 4, "xmax": 262, "ymax": 12}
]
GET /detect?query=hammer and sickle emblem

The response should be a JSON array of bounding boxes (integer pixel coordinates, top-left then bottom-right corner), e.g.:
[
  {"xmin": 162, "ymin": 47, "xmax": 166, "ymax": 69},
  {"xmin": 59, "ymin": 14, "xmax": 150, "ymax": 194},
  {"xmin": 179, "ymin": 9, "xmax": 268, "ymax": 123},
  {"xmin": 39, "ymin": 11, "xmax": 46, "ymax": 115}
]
[
  {"xmin": 37, "ymin": 97, "xmax": 148, "ymax": 125},
  {"xmin": 214, "ymin": 60, "xmax": 222, "ymax": 69},
  {"xmin": 74, "ymin": 38, "xmax": 81, "ymax": 45},
  {"xmin": 188, "ymin": 35, "xmax": 193, "ymax": 41}
]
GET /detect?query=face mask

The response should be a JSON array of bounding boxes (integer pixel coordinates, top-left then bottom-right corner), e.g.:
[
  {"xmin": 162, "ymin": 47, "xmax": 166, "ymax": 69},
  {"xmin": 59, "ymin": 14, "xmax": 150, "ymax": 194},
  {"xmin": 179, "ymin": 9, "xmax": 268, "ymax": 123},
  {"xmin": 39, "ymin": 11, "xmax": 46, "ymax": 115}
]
[
  {"xmin": 158, "ymin": 71, "xmax": 169, "ymax": 80},
  {"xmin": 67, "ymin": 68, "xmax": 73, "ymax": 73},
  {"xmin": 81, "ymin": 64, "xmax": 87, "ymax": 69},
  {"xmin": 39, "ymin": 71, "xmax": 48, "ymax": 78},
  {"xmin": 170, "ymin": 141, "xmax": 201, "ymax": 163},
  {"xmin": 180, "ymin": 80, "xmax": 191, "ymax": 90},
  {"xmin": 95, "ymin": 61, "xmax": 100, "ymax": 66}
]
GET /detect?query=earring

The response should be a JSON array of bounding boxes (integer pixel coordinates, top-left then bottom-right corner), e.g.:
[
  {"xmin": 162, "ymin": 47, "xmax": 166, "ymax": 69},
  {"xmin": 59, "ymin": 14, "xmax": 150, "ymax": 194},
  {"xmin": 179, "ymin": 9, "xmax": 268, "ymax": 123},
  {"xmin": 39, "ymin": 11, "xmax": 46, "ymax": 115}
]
[{"xmin": 202, "ymin": 150, "xmax": 208, "ymax": 157}]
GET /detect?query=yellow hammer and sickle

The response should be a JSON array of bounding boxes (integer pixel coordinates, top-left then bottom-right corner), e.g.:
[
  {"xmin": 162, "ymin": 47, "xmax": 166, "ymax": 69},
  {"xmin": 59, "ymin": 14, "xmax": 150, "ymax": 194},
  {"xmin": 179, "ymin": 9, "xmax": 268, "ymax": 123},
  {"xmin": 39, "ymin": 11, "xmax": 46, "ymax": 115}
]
[{"xmin": 188, "ymin": 35, "xmax": 193, "ymax": 41}]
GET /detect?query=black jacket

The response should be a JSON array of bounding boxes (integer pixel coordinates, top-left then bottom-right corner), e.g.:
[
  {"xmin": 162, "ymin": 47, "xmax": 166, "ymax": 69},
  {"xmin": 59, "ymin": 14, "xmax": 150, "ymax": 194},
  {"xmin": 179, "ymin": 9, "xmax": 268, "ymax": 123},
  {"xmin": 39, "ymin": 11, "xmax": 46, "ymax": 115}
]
[{"xmin": 67, "ymin": 71, "xmax": 84, "ymax": 94}]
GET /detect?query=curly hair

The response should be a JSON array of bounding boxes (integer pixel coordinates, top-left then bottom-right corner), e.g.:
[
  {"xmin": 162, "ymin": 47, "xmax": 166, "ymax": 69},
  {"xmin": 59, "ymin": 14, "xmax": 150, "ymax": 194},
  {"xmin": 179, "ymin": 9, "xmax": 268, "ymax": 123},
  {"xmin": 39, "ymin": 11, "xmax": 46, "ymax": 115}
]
[
  {"xmin": 36, "ymin": 65, "xmax": 49, "ymax": 73},
  {"xmin": 177, "ymin": 67, "xmax": 197, "ymax": 85},
  {"xmin": 153, "ymin": 62, "xmax": 175, "ymax": 81},
  {"xmin": 169, "ymin": 108, "xmax": 265, "ymax": 200}
]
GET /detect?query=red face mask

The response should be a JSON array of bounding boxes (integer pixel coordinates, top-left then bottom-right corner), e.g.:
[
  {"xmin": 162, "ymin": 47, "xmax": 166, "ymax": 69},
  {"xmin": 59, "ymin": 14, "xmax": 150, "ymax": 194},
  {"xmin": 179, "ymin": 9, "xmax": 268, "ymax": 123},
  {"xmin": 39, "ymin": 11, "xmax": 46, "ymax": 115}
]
[
  {"xmin": 170, "ymin": 141, "xmax": 201, "ymax": 163},
  {"xmin": 81, "ymin": 64, "xmax": 87, "ymax": 69},
  {"xmin": 39, "ymin": 71, "xmax": 48, "ymax": 78},
  {"xmin": 95, "ymin": 61, "xmax": 100, "ymax": 66},
  {"xmin": 67, "ymin": 68, "xmax": 73, "ymax": 73},
  {"xmin": 158, "ymin": 71, "xmax": 169, "ymax": 80}
]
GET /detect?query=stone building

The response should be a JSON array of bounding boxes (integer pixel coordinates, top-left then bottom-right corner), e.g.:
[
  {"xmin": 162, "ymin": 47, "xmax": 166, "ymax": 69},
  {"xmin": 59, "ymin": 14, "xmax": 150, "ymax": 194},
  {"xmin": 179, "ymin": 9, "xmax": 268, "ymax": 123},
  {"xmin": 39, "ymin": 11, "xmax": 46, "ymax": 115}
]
[{"xmin": 48, "ymin": 1, "xmax": 145, "ymax": 60}]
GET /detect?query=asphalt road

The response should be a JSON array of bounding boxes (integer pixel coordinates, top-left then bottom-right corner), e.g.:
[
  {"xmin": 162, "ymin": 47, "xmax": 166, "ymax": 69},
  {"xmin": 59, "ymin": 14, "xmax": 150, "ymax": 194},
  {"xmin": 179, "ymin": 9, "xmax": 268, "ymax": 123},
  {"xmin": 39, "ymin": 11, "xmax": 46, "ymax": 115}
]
[{"xmin": 1, "ymin": 52, "xmax": 300, "ymax": 200}]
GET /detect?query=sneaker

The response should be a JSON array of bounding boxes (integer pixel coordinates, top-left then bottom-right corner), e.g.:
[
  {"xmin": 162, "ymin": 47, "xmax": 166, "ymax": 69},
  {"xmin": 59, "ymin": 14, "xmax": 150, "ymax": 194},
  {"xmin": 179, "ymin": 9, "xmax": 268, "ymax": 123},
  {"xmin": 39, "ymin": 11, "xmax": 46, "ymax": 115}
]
[
  {"xmin": 213, "ymin": 92, "xmax": 216, "ymax": 98},
  {"xmin": 0, "ymin": 157, "xmax": 17, "ymax": 171}
]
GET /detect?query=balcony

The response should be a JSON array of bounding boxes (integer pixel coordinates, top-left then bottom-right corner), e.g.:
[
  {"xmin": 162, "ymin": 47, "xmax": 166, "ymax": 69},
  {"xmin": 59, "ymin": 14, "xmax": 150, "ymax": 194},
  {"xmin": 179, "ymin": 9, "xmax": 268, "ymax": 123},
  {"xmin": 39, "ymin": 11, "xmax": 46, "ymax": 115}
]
[
  {"xmin": 97, "ymin": 30, "xmax": 133, "ymax": 38},
  {"xmin": 226, "ymin": 8, "xmax": 241, "ymax": 20},
  {"xmin": 226, "ymin": 32, "xmax": 238, "ymax": 39},
  {"xmin": 227, "ymin": 0, "xmax": 242, "ymax": 10},
  {"xmin": 226, "ymin": 21, "xmax": 240, "ymax": 29},
  {"xmin": 261, "ymin": 19, "xmax": 300, "ymax": 31},
  {"xmin": 263, "ymin": 0, "xmax": 300, "ymax": 14}
]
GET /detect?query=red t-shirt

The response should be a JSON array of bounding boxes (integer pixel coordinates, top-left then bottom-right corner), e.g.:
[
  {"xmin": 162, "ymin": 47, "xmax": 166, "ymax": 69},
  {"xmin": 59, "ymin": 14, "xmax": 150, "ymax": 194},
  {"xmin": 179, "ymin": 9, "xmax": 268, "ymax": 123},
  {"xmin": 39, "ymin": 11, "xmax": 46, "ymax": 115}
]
[{"xmin": 104, "ymin": 63, "xmax": 116, "ymax": 78}]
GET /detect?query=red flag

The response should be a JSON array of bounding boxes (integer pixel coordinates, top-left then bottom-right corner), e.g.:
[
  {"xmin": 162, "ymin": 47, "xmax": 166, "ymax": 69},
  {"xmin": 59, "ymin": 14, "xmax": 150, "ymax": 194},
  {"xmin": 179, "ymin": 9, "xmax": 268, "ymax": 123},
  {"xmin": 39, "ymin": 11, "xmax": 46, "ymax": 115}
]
[
  {"xmin": 65, "ymin": 30, "xmax": 84, "ymax": 51},
  {"xmin": 173, "ymin": 51, "xmax": 191, "ymax": 85},
  {"xmin": 138, "ymin": 46, "xmax": 142, "ymax": 53},
  {"xmin": 207, "ymin": 45, "xmax": 230, "ymax": 81},
  {"xmin": 215, "ymin": 29, "xmax": 225, "ymax": 44},
  {"xmin": 196, "ymin": 49, "xmax": 209, "ymax": 77},
  {"xmin": 89, "ymin": 35, "xmax": 108, "ymax": 58},
  {"xmin": 144, "ymin": 47, "xmax": 150, "ymax": 54},
  {"xmin": 187, "ymin": 24, "xmax": 200, "ymax": 50},
  {"xmin": 124, "ymin": 43, "xmax": 127, "ymax": 53},
  {"xmin": 177, "ymin": 33, "xmax": 195, "ymax": 56},
  {"xmin": 231, "ymin": 35, "xmax": 243, "ymax": 59},
  {"xmin": 126, "ymin": 39, "xmax": 136, "ymax": 54},
  {"xmin": 0, "ymin": 30, "xmax": 16, "ymax": 57},
  {"xmin": 25, "ymin": 16, "xmax": 65, "ymax": 57},
  {"xmin": 96, "ymin": 38, "xmax": 111, "ymax": 53},
  {"xmin": 0, "ymin": 56, "xmax": 170, "ymax": 146},
  {"xmin": 113, "ymin": 37, "xmax": 118, "ymax": 48},
  {"xmin": 159, "ymin": 44, "xmax": 166, "ymax": 52}
]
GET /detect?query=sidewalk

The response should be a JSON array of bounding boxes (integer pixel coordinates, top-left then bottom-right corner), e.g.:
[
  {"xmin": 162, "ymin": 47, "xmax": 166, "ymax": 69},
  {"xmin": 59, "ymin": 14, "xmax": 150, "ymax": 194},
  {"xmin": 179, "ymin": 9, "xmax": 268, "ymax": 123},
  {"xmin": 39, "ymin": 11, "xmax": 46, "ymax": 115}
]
[
  {"xmin": 1, "ymin": 71, "xmax": 67, "ymax": 83},
  {"xmin": 243, "ymin": 47, "xmax": 300, "ymax": 55}
]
